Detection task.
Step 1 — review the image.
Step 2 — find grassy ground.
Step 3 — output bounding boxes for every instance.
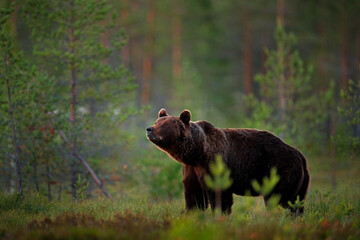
[1,156,360,240]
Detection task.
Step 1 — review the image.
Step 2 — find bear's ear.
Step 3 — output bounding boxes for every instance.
[180,109,191,125]
[158,108,168,118]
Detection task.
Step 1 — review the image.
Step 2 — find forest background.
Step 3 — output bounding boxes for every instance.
[1,0,359,205]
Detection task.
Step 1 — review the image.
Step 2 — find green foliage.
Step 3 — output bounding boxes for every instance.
[288,195,305,212]
[0,193,50,214]
[251,168,280,197]
[75,174,90,201]
[0,6,25,195]
[165,214,226,240]
[251,168,281,211]
[20,0,141,200]
[23,0,139,136]
[149,161,183,199]
[0,4,65,199]
[338,77,360,157]
[204,155,233,191]
[242,94,284,133]
[243,22,328,149]
[135,149,183,199]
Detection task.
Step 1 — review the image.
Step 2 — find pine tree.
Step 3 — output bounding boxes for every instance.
[338,75,360,158]
[24,0,138,200]
[245,22,327,147]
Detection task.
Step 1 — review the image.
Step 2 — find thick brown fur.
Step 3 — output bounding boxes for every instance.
[146,108,310,214]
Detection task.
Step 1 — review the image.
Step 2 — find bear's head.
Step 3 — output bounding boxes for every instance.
[146,108,191,151]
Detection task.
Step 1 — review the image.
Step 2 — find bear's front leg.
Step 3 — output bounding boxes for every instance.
[207,190,233,214]
[182,165,208,211]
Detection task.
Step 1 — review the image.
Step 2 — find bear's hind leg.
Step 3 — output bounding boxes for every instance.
[221,191,233,214]
[182,165,208,211]
[293,168,310,214]
[207,190,233,214]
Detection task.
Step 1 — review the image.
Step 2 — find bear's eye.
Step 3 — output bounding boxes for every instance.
[161,124,167,128]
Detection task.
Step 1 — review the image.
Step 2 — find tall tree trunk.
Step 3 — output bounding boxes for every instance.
[129,1,142,88]
[141,2,155,105]
[172,0,182,80]
[242,9,253,96]
[276,0,285,26]
[278,49,286,133]
[70,65,76,129]
[339,7,349,91]
[261,30,270,104]
[69,1,78,201]
[121,0,131,68]
[277,0,286,138]
[318,0,336,190]
[4,60,24,200]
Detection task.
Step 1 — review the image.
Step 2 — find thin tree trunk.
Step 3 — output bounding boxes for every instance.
[318,1,336,190]
[172,0,182,80]
[129,1,142,86]
[141,2,155,105]
[317,0,327,83]
[3,48,24,199]
[69,0,78,200]
[70,63,76,128]
[339,8,349,91]
[276,0,285,26]
[121,0,130,68]
[277,0,286,138]
[278,50,286,130]
[242,9,253,95]
[262,30,270,104]
[7,86,23,199]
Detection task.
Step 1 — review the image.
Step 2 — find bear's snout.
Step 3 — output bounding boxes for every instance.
[146,126,163,142]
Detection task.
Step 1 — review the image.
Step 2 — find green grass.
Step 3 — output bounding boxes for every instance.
[1,156,360,240]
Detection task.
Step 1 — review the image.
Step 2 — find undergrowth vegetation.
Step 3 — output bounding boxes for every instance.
[1,185,359,240]
[1,156,360,239]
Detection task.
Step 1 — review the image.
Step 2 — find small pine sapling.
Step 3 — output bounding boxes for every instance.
[75,174,89,202]
[251,168,281,211]
[288,195,305,216]
[205,155,233,213]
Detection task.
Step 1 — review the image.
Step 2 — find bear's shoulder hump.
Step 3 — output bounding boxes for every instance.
[194,120,215,133]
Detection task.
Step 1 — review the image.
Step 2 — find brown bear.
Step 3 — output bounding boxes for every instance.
[146,108,310,214]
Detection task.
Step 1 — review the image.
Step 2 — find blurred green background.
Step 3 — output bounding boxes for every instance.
[0,0,359,202]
